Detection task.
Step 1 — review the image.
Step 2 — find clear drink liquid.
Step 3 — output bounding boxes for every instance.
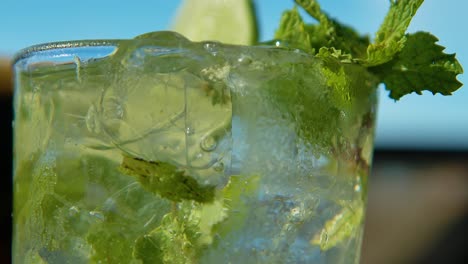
[13,32,377,264]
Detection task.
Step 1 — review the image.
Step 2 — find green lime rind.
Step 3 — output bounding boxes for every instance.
[171,0,258,45]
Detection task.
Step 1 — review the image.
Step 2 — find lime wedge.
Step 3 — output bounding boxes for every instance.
[171,0,258,45]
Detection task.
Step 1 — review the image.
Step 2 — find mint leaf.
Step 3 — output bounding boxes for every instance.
[275,0,463,101]
[327,23,370,59]
[82,154,172,263]
[133,175,260,263]
[119,155,216,203]
[294,0,332,28]
[88,226,138,263]
[311,200,364,251]
[133,234,164,263]
[274,6,312,52]
[365,0,424,66]
[370,32,463,100]
[134,210,199,264]
[191,199,227,245]
[264,54,377,150]
[274,0,370,59]
[295,0,369,58]
[316,47,353,63]
[213,175,260,236]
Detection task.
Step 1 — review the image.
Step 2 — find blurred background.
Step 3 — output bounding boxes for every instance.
[1,0,467,263]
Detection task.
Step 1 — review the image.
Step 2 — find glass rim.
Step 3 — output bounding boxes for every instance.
[12,34,311,66]
[12,39,121,65]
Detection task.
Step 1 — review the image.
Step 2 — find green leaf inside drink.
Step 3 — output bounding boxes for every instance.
[274,0,463,99]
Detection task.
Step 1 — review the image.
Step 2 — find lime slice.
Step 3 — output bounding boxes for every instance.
[171,0,258,45]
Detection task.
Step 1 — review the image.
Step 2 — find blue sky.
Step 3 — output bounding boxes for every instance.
[1,0,467,149]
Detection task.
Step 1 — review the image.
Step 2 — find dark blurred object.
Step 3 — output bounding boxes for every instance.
[0,58,12,264]
[0,58,12,96]
[418,213,468,264]
[362,151,468,264]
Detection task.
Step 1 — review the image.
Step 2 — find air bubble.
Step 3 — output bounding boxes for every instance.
[213,162,224,172]
[237,55,252,66]
[68,206,80,217]
[74,55,82,83]
[89,211,105,221]
[203,42,220,56]
[134,31,190,44]
[102,97,126,120]
[354,176,362,192]
[186,126,195,135]
[200,136,217,152]
[354,184,361,192]
[85,105,101,134]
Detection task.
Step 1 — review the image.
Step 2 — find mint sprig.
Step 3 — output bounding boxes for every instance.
[275,0,369,59]
[131,175,261,263]
[276,0,463,100]
[365,0,424,66]
[274,6,312,52]
[119,155,216,203]
[370,32,464,99]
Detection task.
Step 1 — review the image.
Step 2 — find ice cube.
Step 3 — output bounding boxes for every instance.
[92,32,233,184]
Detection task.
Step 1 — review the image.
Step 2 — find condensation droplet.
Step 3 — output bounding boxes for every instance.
[86,105,101,134]
[68,206,80,217]
[103,198,117,212]
[213,162,224,172]
[354,184,361,192]
[186,126,195,135]
[340,110,347,118]
[74,55,82,83]
[200,136,217,152]
[320,230,329,247]
[354,176,362,192]
[32,85,40,94]
[291,207,300,215]
[89,211,105,221]
[103,97,126,120]
[115,104,125,119]
[203,42,220,56]
[237,55,252,65]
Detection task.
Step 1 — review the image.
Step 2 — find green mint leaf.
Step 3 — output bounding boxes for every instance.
[369,32,463,100]
[133,175,260,263]
[311,200,364,251]
[365,0,424,66]
[294,0,332,27]
[191,199,227,246]
[119,155,216,203]
[295,0,370,58]
[265,54,377,150]
[134,211,199,264]
[81,154,171,263]
[274,0,463,100]
[277,0,369,58]
[213,175,260,236]
[316,47,353,63]
[133,234,164,263]
[326,23,370,59]
[88,226,138,263]
[274,6,312,52]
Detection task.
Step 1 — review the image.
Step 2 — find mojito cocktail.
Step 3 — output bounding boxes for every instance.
[13,31,378,263]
